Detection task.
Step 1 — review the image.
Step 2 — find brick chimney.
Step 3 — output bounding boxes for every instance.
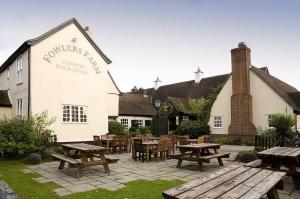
[228,42,256,139]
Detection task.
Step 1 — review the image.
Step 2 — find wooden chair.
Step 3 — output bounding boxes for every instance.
[177,136,188,146]
[120,136,130,153]
[111,136,121,153]
[197,136,205,144]
[93,135,101,146]
[133,139,145,162]
[151,138,168,161]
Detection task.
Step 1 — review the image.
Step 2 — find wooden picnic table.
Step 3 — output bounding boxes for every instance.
[162,164,286,199]
[142,140,159,162]
[52,143,118,177]
[257,147,300,189]
[175,143,230,171]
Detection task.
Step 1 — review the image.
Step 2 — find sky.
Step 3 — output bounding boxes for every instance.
[0,0,300,92]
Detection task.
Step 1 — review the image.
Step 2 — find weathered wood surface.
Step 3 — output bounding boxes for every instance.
[177,143,220,150]
[61,143,109,152]
[199,152,230,160]
[257,147,300,189]
[244,159,262,168]
[51,153,81,165]
[258,147,300,158]
[162,165,286,199]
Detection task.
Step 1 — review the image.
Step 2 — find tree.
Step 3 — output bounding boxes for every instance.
[269,113,296,146]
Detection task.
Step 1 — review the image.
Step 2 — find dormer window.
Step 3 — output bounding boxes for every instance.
[16,57,23,84]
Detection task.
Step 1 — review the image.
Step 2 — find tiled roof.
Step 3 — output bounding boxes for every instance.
[251,66,300,113]
[119,93,156,116]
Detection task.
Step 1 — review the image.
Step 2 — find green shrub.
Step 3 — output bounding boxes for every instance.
[26,153,42,165]
[236,151,257,163]
[0,111,56,159]
[174,121,210,138]
[139,126,151,135]
[108,121,124,135]
[151,115,158,134]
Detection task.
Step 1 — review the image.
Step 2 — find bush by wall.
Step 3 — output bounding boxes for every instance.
[0,111,56,159]
[108,121,124,135]
[236,151,257,163]
[174,121,210,138]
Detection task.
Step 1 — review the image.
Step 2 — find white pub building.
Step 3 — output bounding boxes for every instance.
[0,18,120,142]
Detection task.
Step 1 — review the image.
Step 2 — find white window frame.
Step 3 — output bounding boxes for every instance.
[7,69,10,80]
[137,120,143,127]
[62,104,88,123]
[121,119,129,130]
[213,116,222,128]
[16,98,23,117]
[267,114,276,128]
[16,57,23,84]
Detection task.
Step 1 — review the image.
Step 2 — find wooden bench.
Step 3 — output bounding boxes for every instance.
[51,153,82,169]
[199,153,230,166]
[105,156,119,164]
[244,159,262,168]
[162,165,286,199]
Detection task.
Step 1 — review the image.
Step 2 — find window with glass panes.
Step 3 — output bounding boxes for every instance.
[62,105,87,123]
[16,99,23,116]
[121,119,128,130]
[16,57,23,83]
[213,116,222,128]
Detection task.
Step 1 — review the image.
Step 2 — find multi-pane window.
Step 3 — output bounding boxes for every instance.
[16,57,23,83]
[71,106,79,122]
[213,116,222,128]
[131,120,143,127]
[16,99,23,116]
[145,120,152,127]
[121,119,128,130]
[80,107,87,122]
[182,116,189,121]
[62,106,70,122]
[267,114,275,128]
[62,105,87,123]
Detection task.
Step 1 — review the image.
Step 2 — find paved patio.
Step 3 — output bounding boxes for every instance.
[22,145,300,198]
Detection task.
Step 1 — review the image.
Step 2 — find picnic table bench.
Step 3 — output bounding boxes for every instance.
[254,147,300,189]
[51,143,119,177]
[162,165,286,199]
[170,143,230,171]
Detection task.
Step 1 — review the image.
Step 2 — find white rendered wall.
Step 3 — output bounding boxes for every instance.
[0,51,29,117]
[30,23,119,142]
[250,70,294,130]
[209,76,232,134]
[0,107,12,120]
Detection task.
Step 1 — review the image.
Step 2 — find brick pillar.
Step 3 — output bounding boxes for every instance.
[228,42,256,140]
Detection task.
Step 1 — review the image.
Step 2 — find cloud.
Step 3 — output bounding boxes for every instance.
[0,47,16,66]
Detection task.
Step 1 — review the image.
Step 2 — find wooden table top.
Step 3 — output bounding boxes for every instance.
[257,147,300,158]
[162,165,286,199]
[61,143,108,152]
[178,143,220,149]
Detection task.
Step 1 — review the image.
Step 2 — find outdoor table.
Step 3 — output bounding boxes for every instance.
[142,140,159,162]
[162,165,286,199]
[60,143,110,177]
[176,143,229,171]
[257,147,300,189]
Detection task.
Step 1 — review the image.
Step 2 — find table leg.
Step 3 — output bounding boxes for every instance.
[177,149,185,168]
[99,152,110,173]
[196,149,203,171]
[58,161,65,169]
[266,187,280,199]
[147,145,150,162]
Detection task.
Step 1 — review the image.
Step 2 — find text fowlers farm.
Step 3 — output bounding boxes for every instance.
[42,44,100,74]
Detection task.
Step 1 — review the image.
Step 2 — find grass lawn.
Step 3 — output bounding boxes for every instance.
[0,161,182,199]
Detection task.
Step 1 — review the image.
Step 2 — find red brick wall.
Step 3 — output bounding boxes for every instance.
[228,43,257,139]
